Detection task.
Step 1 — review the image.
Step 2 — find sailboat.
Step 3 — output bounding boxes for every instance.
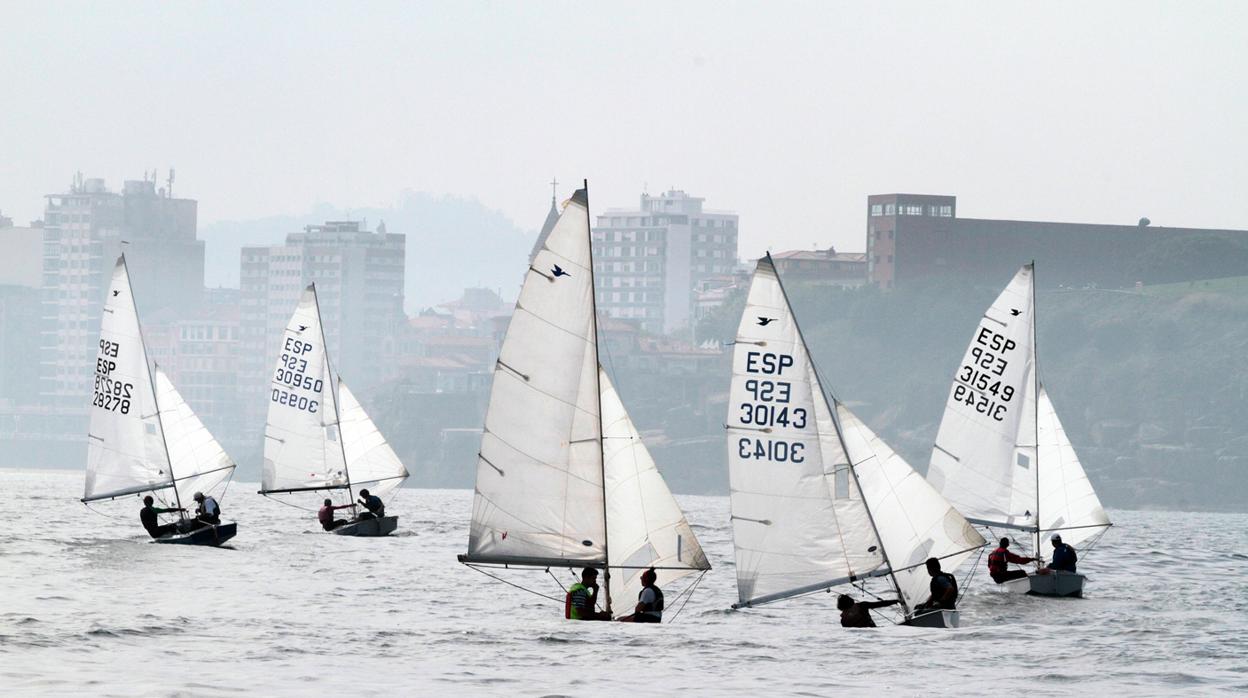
[927,263,1111,597]
[257,284,410,536]
[82,256,238,546]
[727,256,985,627]
[458,183,710,620]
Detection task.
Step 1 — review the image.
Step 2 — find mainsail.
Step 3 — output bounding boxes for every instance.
[461,183,709,619]
[84,256,235,507]
[727,256,984,611]
[260,285,407,500]
[927,264,1109,550]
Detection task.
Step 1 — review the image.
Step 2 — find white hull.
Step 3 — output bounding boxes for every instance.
[904,609,959,628]
[332,516,397,537]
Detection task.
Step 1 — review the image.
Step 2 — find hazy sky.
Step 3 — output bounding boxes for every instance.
[3,1,1245,258]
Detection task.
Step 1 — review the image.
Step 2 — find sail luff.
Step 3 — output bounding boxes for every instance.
[1031,262,1041,557]
[583,180,612,616]
[310,284,354,505]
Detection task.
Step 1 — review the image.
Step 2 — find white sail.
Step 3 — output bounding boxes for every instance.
[154,366,236,504]
[927,264,1039,530]
[1036,385,1110,547]
[601,367,710,617]
[338,379,409,500]
[465,189,606,566]
[84,257,172,502]
[836,403,985,609]
[727,258,884,607]
[261,285,348,493]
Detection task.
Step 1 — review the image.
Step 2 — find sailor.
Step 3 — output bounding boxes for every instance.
[1047,534,1078,573]
[837,594,901,628]
[318,498,353,531]
[357,489,384,520]
[618,567,664,623]
[987,537,1036,584]
[192,492,221,527]
[915,557,959,611]
[566,568,611,621]
[139,495,183,539]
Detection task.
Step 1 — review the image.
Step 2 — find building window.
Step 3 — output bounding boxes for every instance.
[885,203,895,215]
[870,204,883,216]
[939,205,953,217]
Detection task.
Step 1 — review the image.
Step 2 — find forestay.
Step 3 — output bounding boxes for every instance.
[154,367,236,504]
[836,403,984,609]
[261,285,348,494]
[727,257,884,607]
[927,264,1038,530]
[1036,386,1110,547]
[338,379,409,500]
[84,256,173,503]
[601,367,710,613]
[465,189,607,566]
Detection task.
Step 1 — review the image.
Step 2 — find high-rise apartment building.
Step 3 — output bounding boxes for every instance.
[592,190,738,334]
[239,221,405,444]
[39,174,202,406]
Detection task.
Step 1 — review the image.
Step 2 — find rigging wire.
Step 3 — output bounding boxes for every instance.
[666,570,708,625]
[258,492,319,513]
[463,564,564,604]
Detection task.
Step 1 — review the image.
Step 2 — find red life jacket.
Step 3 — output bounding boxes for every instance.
[987,547,1010,576]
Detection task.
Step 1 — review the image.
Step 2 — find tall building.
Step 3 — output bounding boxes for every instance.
[39,174,202,406]
[239,221,405,444]
[866,193,1248,289]
[592,189,738,334]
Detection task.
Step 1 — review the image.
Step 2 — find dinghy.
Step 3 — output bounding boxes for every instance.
[458,183,710,620]
[82,256,237,546]
[257,285,409,536]
[927,264,1112,597]
[727,256,985,627]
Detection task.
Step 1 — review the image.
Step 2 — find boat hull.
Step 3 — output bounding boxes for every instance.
[904,609,959,628]
[154,522,237,547]
[331,516,398,537]
[1026,571,1085,597]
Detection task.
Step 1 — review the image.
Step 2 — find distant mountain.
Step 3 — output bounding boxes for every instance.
[198,191,533,310]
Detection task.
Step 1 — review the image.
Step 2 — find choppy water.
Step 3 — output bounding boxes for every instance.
[1,469,1246,696]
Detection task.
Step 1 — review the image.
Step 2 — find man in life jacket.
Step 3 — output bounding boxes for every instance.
[1047,534,1078,573]
[987,537,1036,584]
[837,594,901,628]
[318,498,353,531]
[191,492,221,529]
[357,489,384,520]
[565,568,611,621]
[618,567,664,623]
[915,557,959,611]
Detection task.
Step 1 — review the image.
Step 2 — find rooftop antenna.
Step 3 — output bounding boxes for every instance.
[167,168,175,198]
[549,176,559,202]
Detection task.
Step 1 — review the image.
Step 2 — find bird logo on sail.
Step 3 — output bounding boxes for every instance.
[112,290,119,297]
[297,325,307,332]
[552,265,571,278]
[1011,309,1021,316]
[757,317,777,326]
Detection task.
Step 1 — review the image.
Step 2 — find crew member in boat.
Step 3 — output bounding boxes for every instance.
[1042,534,1078,574]
[618,567,664,623]
[356,489,384,520]
[915,557,959,612]
[139,495,184,539]
[319,498,353,531]
[987,537,1037,584]
[837,594,900,628]
[192,492,221,528]
[566,568,611,621]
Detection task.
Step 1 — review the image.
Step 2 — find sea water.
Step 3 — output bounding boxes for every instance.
[1,469,1245,696]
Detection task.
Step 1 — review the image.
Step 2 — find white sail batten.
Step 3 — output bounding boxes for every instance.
[1036,385,1110,547]
[338,379,409,500]
[727,258,884,607]
[154,367,236,504]
[836,403,985,609]
[928,265,1038,530]
[261,286,348,493]
[466,190,608,565]
[84,257,173,503]
[601,367,710,616]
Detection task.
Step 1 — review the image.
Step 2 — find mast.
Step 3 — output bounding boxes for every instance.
[312,283,356,508]
[124,254,185,521]
[1030,261,1042,562]
[766,253,908,614]
[583,179,612,616]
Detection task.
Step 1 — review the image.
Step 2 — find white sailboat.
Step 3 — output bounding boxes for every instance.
[258,284,409,536]
[82,255,237,546]
[727,256,985,627]
[458,183,710,620]
[927,263,1112,597]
